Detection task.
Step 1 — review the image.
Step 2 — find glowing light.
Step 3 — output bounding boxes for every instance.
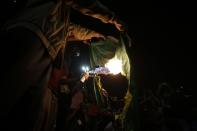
[86,66,89,71]
[105,58,122,75]
[81,65,89,72]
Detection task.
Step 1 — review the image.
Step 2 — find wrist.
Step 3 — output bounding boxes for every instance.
[80,77,86,83]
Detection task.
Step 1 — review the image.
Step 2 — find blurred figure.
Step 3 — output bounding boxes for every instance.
[56,72,90,131]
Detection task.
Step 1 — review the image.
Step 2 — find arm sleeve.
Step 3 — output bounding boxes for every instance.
[67,23,104,41]
[66,0,115,24]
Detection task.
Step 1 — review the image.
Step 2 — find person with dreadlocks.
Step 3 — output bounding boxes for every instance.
[0,0,124,131]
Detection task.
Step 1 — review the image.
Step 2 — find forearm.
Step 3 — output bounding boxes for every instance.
[67,23,104,41]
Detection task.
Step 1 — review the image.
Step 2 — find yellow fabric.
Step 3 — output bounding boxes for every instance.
[90,33,132,121]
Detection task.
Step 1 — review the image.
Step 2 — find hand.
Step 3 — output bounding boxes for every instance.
[82,34,106,44]
[93,33,106,40]
[101,88,108,97]
[80,72,89,83]
[114,19,127,32]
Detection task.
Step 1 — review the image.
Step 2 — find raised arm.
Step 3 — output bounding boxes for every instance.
[67,23,105,42]
[66,0,124,31]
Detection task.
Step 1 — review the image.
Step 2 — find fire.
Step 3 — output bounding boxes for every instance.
[105,58,122,75]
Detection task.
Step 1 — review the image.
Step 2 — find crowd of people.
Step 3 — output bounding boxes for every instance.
[139,82,197,131]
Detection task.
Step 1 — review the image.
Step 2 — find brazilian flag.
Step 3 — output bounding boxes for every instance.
[89,32,139,131]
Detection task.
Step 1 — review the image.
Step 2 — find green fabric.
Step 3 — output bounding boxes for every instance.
[90,38,118,67]
[89,33,134,130]
[90,35,131,82]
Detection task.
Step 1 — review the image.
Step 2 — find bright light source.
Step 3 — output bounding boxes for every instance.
[105,58,122,75]
[86,66,89,71]
[82,66,85,71]
[81,65,89,72]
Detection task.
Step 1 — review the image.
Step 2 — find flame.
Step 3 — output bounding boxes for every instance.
[105,58,122,75]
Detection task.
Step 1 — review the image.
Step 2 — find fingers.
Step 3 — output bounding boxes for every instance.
[95,33,106,40]
[83,72,89,80]
[114,19,127,32]
[82,40,91,44]
[115,21,123,31]
[80,72,89,83]
[101,88,108,97]
[82,34,106,44]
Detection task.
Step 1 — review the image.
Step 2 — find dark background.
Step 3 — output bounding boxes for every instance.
[1,0,196,130]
